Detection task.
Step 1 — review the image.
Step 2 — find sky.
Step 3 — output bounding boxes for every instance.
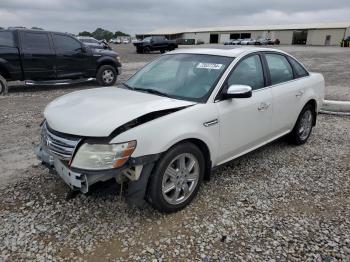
[0,0,350,35]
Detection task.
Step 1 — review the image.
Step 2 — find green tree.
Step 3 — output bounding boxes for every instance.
[78,31,92,37]
[113,31,130,38]
[31,26,44,30]
[92,28,113,41]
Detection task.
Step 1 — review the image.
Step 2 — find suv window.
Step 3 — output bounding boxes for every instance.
[0,31,15,47]
[265,53,293,85]
[22,32,51,50]
[288,57,309,78]
[53,34,81,51]
[227,54,264,90]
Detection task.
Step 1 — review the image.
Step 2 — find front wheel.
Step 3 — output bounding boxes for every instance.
[288,104,315,145]
[96,65,117,86]
[0,75,8,95]
[147,143,205,213]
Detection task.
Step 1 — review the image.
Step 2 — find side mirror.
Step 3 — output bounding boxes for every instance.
[223,85,252,99]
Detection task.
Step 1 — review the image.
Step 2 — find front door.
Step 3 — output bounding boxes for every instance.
[52,33,91,79]
[215,54,273,164]
[19,31,56,80]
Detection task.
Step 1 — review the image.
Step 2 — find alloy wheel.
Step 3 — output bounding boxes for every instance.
[162,153,200,205]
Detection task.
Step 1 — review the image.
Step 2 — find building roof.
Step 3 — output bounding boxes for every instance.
[169,47,286,58]
[142,22,350,35]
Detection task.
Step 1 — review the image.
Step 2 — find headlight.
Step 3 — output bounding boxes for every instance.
[70,141,136,170]
[116,56,121,63]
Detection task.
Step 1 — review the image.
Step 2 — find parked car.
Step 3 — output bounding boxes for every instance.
[224,39,242,45]
[133,36,178,53]
[123,39,129,44]
[109,38,118,44]
[36,47,324,212]
[269,38,280,45]
[76,36,111,50]
[240,38,257,45]
[255,38,270,45]
[0,29,121,94]
[224,39,235,45]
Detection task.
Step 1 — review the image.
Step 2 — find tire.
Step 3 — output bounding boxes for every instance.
[160,49,165,54]
[0,75,8,95]
[147,142,205,213]
[288,104,315,145]
[143,46,150,53]
[96,65,117,86]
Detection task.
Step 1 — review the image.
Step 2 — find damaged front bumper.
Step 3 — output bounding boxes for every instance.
[35,144,138,193]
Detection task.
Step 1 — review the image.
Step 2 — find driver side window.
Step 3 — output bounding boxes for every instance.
[227,54,264,90]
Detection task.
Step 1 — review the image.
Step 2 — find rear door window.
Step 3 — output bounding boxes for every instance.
[53,34,82,51]
[288,57,309,78]
[22,32,51,51]
[0,31,15,47]
[265,53,293,85]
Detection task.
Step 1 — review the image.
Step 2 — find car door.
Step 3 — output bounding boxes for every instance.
[215,53,273,164]
[52,33,91,79]
[263,52,307,136]
[19,31,56,80]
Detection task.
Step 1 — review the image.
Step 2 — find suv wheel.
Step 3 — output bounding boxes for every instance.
[147,142,205,213]
[0,75,8,95]
[289,104,315,145]
[96,65,117,86]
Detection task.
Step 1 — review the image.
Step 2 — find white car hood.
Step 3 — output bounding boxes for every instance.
[44,87,195,137]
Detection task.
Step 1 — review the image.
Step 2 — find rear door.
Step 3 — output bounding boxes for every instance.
[52,33,91,79]
[263,52,307,136]
[19,31,56,80]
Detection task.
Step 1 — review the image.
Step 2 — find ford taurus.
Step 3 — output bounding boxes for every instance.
[36,48,325,213]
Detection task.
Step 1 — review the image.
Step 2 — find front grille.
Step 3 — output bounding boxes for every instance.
[41,123,81,160]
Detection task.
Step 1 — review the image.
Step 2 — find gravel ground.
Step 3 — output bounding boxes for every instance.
[1,44,350,261]
[0,114,349,261]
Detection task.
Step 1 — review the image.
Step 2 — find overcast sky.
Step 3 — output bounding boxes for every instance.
[0,0,350,35]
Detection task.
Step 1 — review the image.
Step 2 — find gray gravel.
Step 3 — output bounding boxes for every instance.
[0,114,349,261]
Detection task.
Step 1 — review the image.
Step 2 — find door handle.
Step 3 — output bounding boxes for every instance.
[295,90,304,97]
[258,102,271,111]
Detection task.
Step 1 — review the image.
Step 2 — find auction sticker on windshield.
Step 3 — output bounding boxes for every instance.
[196,63,223,70]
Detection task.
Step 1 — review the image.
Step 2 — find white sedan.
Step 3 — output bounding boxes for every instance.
[36,48,324,213]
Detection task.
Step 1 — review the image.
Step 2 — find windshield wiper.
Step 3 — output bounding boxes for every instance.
[132,87,170,98]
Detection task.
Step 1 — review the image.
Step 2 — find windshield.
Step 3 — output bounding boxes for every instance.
[143,37,152,42]
[125,54,233,102]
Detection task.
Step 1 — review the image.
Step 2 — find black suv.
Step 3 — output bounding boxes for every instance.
[0,29,122,94]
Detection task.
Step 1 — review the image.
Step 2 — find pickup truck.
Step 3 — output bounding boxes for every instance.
[133,36,178,54]
[0,29,122,95]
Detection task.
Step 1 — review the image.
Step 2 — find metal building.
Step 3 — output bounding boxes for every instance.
[138,22,350,46]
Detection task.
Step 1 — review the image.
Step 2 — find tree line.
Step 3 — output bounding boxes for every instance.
[78,28,130,40]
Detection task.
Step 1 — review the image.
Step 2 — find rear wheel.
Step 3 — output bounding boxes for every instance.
[147,142,205,213]
[96,65,117,86]
[288,104,315,145]
[0,75,8,95]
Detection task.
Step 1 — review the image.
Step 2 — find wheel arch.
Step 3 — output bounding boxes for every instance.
[96,58,120,74]
[304,99,317,126]
[164,138,212,181]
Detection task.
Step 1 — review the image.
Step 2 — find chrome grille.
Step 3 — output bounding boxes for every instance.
[41,123,81,160]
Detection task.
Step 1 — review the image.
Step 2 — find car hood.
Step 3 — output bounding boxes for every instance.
[91,48,117,55]
[44,87,195,137]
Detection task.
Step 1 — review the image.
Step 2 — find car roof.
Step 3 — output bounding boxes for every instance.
[169,47,286,58]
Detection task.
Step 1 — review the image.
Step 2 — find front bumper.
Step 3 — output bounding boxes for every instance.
[35,145,124,193]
